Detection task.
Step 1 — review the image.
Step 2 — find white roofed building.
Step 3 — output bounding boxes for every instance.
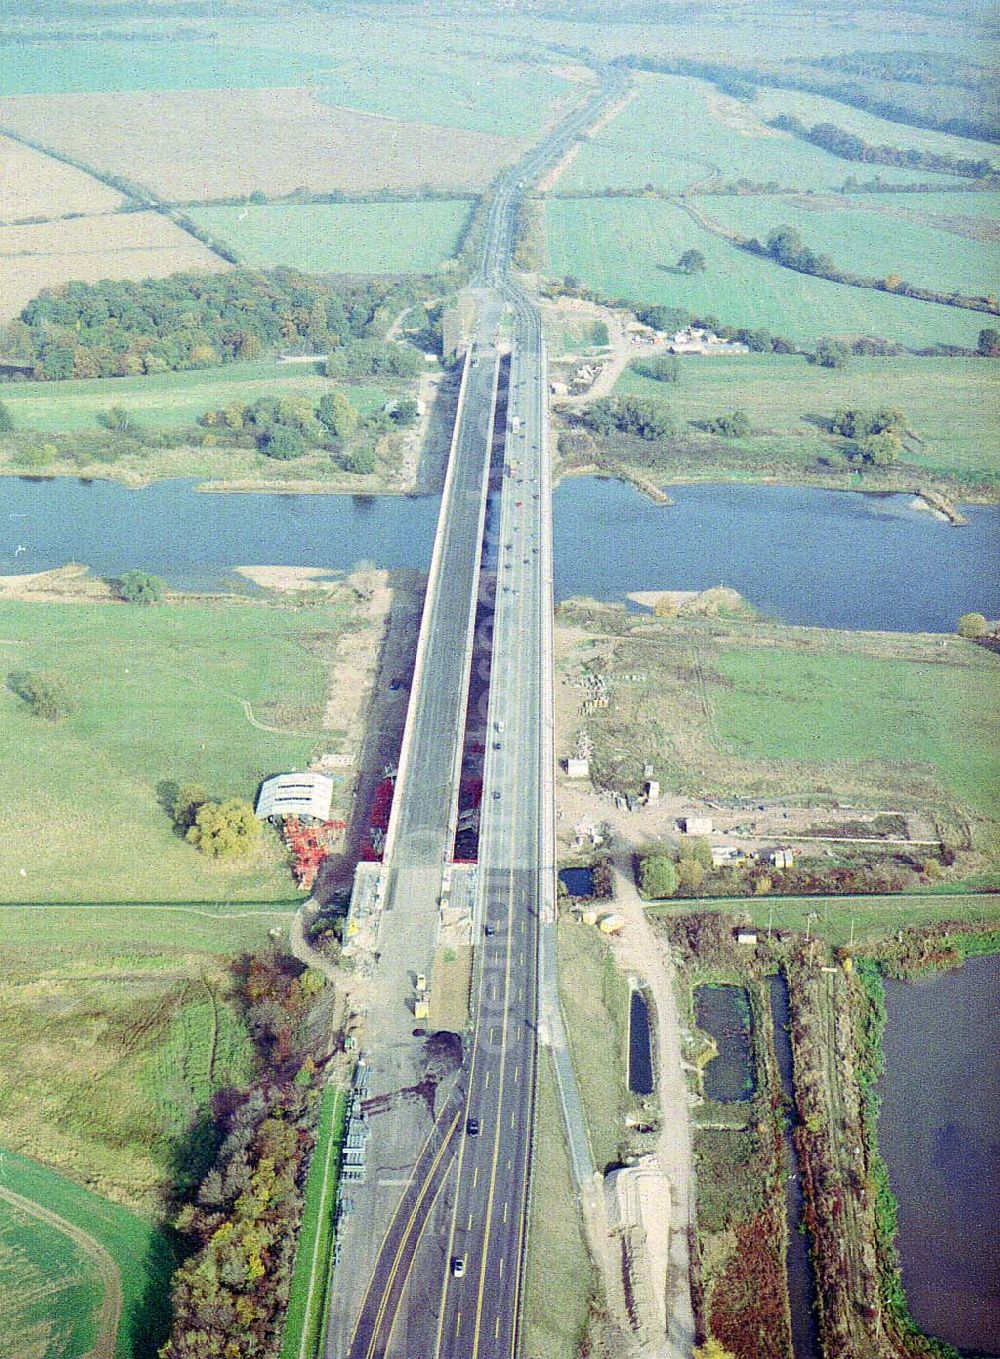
[255,772,334,823]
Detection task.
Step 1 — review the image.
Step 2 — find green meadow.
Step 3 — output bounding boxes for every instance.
[545,197,987,347]
[704,194,999,299]
[189,200,471,275]
[0,27,570,137]
[616,353,1000,485]
[0,362,386,433]
[0,598,355,902]
[561,74,960,194]
[712,645,1000,821]
[0,1191,102,1359]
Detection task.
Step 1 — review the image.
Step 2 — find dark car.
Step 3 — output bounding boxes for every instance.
[484,923,495,937]
[493,790,501,801]
[466,1117,480,1136]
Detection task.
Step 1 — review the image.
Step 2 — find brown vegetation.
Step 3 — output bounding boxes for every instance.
[0,89,521,201]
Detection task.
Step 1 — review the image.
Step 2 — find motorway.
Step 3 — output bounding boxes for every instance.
[333,63,628,1359]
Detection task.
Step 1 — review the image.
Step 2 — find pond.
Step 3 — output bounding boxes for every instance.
[694,983,756,1103]
[877,952,1000,1356]
[3,474,999,632]
[558,866,595,898]
[628,988,654,1097]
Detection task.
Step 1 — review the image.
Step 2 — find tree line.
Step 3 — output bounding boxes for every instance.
[768,114,996,181]
[620,53,1000,144]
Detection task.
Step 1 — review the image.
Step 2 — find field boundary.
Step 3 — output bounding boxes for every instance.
[280,1084,348,1359]
[0,1181,121,1359]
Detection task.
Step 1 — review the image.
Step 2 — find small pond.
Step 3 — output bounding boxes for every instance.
[877,952,1000,1355]
[695,983,756,1103]
[558,866,596,898]
[628,988,654,1097]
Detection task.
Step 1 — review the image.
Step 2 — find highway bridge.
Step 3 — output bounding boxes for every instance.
[328,64,629,1359]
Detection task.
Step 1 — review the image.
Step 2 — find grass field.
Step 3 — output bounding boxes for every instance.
[0,31,572,137]
[647,893,1000,948]
[521,1053,595,1359]
[0,1149,179,1358]
[704,194,1000,299]
[0,361,386,433]
[753,85,1000,167]
[188,201,471,274]
[616,353,1000,484]
[0,89,520,201]
[562,617,1000,852]
[0,209,226,322]
[557,916,630,1172]
[0,1188,103,1359]
[280,1085,347,1359]
[0,598,356,902]
[561,74,960,194]
[545,197,988,347]
[713,646,1000,820]
[0,904,287,1211]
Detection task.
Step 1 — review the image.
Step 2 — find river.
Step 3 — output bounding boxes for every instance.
[877,953,1000,1355]
[2,475,998,631]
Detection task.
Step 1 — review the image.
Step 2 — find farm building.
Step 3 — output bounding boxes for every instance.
[255,771,334,823]
[768,848,795,869]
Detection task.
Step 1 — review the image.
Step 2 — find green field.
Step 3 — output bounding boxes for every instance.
[616,353,1000,484]
[0,1189,102,1359]
[648,894,1000,948]
[0,598,356,901]
[753,85,1000,167]
[0,26,571,136]
[713,646,1000,821]
[189,201,471,274]
[704,194,999,299]
[561,74,961,194]
[0,1149,179,1358]
[855,191,1000,225]
[557,917,630,1172]
[545,197,987,346]
[280,1085,347,1359]
[0,361,386,433]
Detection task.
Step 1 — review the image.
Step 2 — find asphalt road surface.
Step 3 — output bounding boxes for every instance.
[334,63,628,1359]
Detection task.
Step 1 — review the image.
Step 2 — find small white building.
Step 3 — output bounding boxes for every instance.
[256,771,334,823]
[735,929,758,946]
[682,815,713,836]
[566,756,590,779]
[769,848,795,869]
[645,780,660,804]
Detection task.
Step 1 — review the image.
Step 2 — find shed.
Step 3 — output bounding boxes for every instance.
[711,845,741,867]
[735,929,758,946]
[255,771,334,823]
[566,756,590,779]
[682,815,713,835]
[769,848,795,869]
[645,780,661,804]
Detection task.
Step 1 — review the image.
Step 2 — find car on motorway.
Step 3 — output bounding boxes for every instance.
[466,1117,480,1135]
[493,790,501,800]
[484,922,495,936]
[452,1256,466,1278]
